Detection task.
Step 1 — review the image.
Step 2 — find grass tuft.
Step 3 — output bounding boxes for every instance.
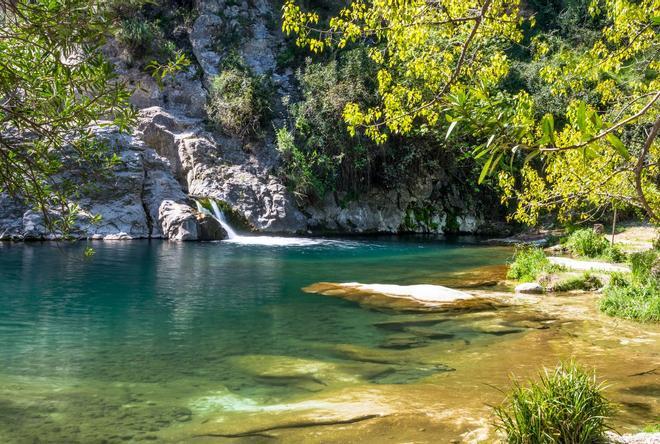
[507,246,559,282]
[494,362,613,444]
[600,250,659,322]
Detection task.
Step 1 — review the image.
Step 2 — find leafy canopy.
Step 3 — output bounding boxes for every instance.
[283,0,660,224]
[0,0,136,233]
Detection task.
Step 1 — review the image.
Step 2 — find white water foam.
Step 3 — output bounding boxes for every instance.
[198,199,352,247]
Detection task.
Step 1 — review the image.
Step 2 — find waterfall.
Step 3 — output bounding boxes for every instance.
[196,198,332,247]
[208,201,239,239]
[195,199,238,239]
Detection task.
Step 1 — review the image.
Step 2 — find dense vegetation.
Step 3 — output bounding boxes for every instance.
[283,0,659,224]
[507,246,558,282]
[495,362,613,443]
[600,250,660,322]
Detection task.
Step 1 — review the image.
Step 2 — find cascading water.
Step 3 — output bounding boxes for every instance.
[208,200,238,239]
[196,198,345,247]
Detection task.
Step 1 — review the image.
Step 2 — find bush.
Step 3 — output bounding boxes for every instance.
[630,250,659,283]
[564,229,610,258]
[602,243,627,263]
[600,280,660,322]
[507,246,554,282]
[553,273,602,292]
[600,250,659,322]
[494,362,613,444]
[206,64,272,139]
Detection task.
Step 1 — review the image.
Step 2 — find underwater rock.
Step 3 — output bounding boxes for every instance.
[227,355,388,388]
[303,282,502,312]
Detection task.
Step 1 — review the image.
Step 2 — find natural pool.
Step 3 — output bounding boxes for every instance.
[0,238,658,443]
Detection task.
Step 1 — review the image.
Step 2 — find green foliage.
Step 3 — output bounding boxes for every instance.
[0,0,136,235]
[206,63,272,139]
[494,362,613,444]
[111,1,193,81]
[284,0,660,224]
[600,250,659,322]
[630,250,660,283]
[276,127,331,202]
[553,273,602,292]
[600,280,660,322]
[564,229,610,258]
[507,247,554,282]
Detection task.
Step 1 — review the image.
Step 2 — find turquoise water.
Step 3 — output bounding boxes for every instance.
[0,238,509,381]
[0,237,514,442]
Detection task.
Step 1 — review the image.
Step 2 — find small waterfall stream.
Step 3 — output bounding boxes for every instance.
[208,200,238,239]
[196,199,330,246]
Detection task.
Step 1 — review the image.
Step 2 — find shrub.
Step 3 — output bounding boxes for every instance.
[600,250,659,322]
[553,273,602,292]
[494,362,613,444]
[602,243,627,263]
[564,229,610,258]
[507,246,554,282]
[630,250,659,283]
[206,65,272,139]
[600,280,660,322]
[116,18,163,57]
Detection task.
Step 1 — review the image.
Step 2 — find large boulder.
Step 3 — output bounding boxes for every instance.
[158,200,199,241]
[138,106,307,233]
[196,213,228,240]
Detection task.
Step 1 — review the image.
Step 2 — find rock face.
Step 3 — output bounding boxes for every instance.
[0,127,226,241]
[1,0,500,240]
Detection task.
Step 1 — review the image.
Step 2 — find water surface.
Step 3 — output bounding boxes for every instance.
[0,238,657,443]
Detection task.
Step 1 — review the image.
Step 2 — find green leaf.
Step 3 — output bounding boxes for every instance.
[445,121,458,140]
[606,133,629,159]
[576,102,587,132]
[479,153,495,184]
[541,114,555,145]
[524,149,540,164]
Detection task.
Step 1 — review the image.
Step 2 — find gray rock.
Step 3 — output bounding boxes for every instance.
[138,107,306,233]
[607,432,660,444]
[158,200,198,241]
[196,213,227,240]
[515,282,545,294]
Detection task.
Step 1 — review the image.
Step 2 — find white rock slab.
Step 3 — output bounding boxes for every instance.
[329,283,473,303]
[548,257,630,273]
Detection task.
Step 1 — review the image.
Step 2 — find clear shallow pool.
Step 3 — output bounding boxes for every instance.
[0,238,657,443]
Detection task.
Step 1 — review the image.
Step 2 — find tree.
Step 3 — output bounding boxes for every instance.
[282,0,659,224]
[0,0,136,234]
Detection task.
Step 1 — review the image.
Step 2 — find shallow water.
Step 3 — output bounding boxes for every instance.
[0,238,657,443]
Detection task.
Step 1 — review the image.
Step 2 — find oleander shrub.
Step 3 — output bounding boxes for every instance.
[494,362,613,444]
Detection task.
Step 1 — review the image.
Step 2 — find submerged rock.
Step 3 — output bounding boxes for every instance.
[303,282,502,312]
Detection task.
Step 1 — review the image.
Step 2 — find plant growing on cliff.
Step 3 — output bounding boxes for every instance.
[494,362,613,443]
[0,0,136,234]
[282,0,660,224]
[206,63,272,139]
